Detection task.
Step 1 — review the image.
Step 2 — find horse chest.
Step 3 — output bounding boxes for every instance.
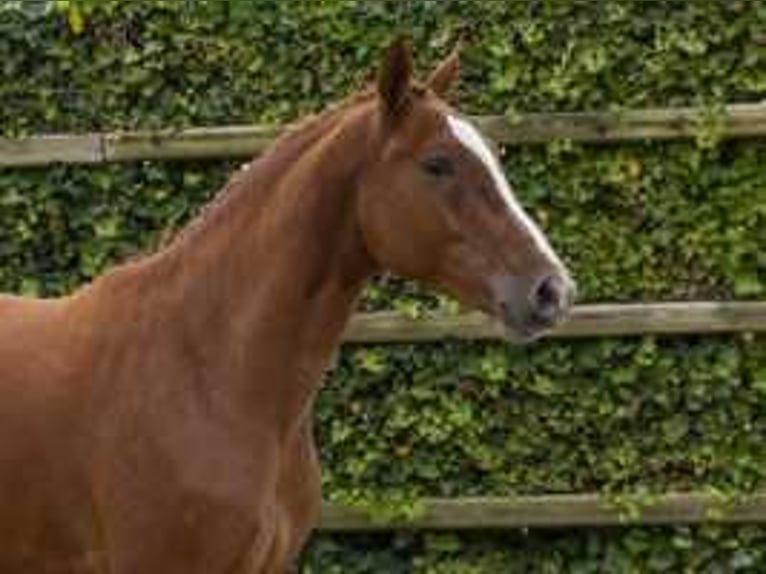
[272,421,323,567]
[228,422,321,573]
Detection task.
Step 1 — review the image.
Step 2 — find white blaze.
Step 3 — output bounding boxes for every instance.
[446,114,562,267]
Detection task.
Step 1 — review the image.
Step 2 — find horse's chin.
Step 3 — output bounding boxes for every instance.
[493,306,552,345]
[500,322,547,345]
[475,298,554,345]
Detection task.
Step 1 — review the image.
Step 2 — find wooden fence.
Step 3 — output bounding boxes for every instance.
[319,492,766,531]
[344,301,766,343]
[2,103,766,167]
[331,300,766,529]
[3,102,766,530]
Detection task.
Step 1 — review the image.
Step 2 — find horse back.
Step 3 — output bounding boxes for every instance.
[0,293,84,392]
[0,293,103,570]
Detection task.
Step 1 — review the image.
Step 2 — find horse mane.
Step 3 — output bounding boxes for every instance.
[159,87,378,253]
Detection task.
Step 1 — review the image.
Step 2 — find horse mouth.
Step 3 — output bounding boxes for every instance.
[497,302,561,345]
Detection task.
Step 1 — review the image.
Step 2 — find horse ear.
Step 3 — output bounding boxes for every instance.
[426,46,460,98]
[377,37,413,122]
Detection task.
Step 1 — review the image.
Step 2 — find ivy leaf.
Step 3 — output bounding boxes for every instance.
[67,2,85,36]
[733,273,763,297]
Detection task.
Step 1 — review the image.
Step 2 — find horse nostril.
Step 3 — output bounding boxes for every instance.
[530,275,568,324]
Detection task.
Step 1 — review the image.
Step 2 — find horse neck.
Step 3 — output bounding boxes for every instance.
[97,103,378,437]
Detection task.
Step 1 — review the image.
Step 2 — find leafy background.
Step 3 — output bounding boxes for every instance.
[1,0,765,571]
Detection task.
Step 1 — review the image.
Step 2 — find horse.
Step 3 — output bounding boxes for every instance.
[0,39,574,573]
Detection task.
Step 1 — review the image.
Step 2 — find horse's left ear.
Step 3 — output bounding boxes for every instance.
[378,37,413,122]
[426,47,460,98]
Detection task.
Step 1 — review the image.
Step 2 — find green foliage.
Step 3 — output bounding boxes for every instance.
[320,336,766,505]
[1,0,765,570]
[302,527,766,572]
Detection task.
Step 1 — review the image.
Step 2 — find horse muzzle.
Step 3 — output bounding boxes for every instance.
[493,271,576,343]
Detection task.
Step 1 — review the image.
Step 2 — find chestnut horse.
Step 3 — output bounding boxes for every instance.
[0,40,574,573]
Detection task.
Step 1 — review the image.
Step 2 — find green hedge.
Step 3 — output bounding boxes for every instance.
[301,527,766,573]
[1,1,765,571]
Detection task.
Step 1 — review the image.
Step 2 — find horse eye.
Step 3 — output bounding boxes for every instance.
[420,155,454,178]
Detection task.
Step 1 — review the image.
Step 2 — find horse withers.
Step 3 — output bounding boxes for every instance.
[0,40,574,573]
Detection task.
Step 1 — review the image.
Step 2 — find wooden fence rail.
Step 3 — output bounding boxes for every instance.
[343,301,766,343]
[2,103,765,167]
[319,492,766,531]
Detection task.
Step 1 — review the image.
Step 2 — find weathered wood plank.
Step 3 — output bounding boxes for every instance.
[475,102,766,144]
[2,103,765,167]
[0,134,102,167]
[104,125,280,162]
[342,301,766,343]
[319,492,766,531]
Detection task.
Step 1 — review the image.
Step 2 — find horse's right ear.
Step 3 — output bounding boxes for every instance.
[377,37,413,123]
[426,46,460,98]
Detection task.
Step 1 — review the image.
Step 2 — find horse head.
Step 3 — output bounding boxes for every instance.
[358,39,576,342]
